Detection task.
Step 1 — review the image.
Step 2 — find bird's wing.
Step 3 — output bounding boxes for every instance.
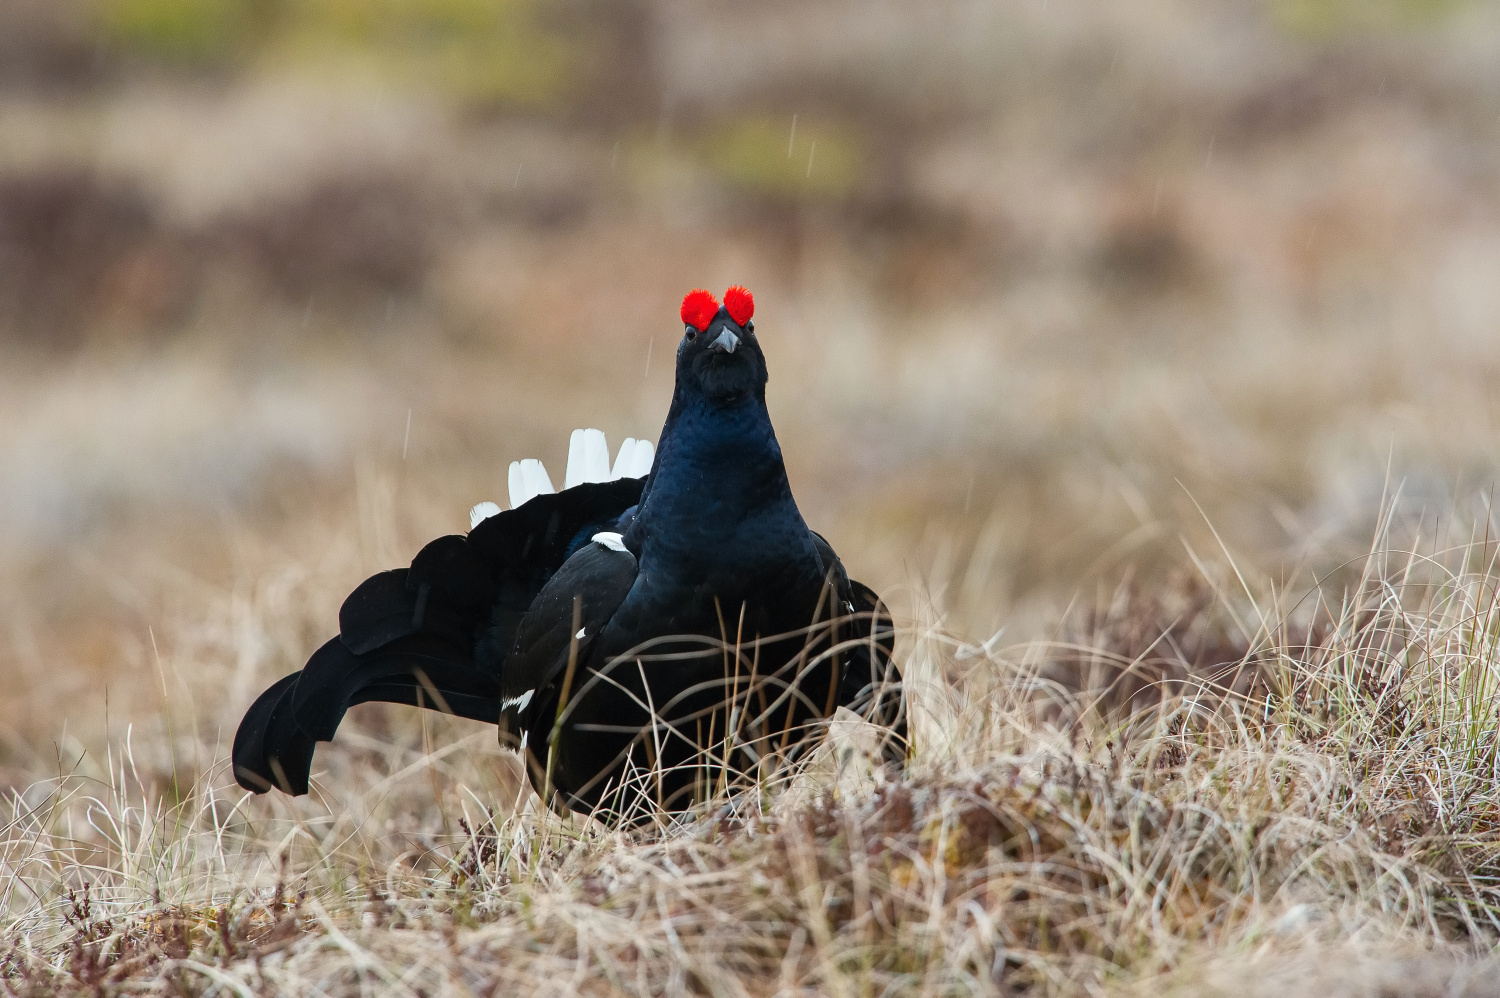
[808,530,853,607]
[466,476,644,672]
[497,535,639,743]
[841,578,902,726]
[231,476,645,796]
[807,532,903,734]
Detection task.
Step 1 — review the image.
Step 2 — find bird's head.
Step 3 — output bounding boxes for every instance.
[676,286,767,404]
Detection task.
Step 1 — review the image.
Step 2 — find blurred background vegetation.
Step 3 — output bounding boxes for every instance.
[2,0,1500,783]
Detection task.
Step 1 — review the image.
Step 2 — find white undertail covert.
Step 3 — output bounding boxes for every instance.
[469,430,655,529]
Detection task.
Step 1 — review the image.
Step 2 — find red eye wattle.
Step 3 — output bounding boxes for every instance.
[680,289,720,332]
[724,286,754,327]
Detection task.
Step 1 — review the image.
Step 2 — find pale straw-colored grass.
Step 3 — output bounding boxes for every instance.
[3,502,1500,997]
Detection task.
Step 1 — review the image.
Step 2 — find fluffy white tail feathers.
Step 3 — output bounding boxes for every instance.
[564,428,612,489]
[469,430,656,529]
[469,501,502,529]
[611,437,655,480]
[507,458,556,510]
[560,429,653,490]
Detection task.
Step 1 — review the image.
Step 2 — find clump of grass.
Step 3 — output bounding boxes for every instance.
[1270,0,1474,39]
[95,0,577,104]
[3,511,1499,996]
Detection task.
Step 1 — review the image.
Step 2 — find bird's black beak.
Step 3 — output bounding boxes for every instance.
[709,327,740,353]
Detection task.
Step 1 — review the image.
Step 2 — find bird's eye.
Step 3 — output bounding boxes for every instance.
[745,320,754,334]
[684,325,697,340]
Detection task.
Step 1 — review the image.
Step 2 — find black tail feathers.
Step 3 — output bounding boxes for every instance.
[232,477,649,796]
[232,673,317,795]
[232,634,502,795]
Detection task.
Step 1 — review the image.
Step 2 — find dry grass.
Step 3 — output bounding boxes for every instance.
[5,1,1500,993]
[3,502,1499,996]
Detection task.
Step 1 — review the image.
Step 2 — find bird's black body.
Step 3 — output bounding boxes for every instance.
[233,290,903,819]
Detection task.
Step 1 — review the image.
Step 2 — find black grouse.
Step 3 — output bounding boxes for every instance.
[232,286,903,820]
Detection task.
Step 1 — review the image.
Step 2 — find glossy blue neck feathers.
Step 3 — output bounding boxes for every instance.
[626,389,811,574]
